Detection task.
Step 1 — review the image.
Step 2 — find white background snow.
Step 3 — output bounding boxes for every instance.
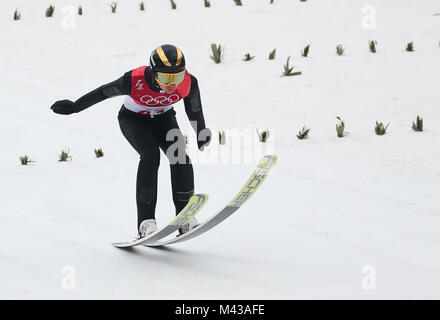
[1,0,440,299]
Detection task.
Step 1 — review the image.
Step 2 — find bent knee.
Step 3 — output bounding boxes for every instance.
[139,152,160,168]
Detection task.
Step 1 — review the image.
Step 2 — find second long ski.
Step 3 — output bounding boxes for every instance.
[143,154,277,247]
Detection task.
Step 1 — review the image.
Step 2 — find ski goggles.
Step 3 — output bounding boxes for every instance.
[155,70,186,86]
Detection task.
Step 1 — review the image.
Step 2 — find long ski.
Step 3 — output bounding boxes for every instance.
[112,193,208,248]
[144,154,277,247]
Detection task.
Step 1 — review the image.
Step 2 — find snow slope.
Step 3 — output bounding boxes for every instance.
[1,0,440,299]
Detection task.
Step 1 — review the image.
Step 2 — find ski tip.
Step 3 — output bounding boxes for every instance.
[191,193,209,202]
[196,193,209,199]
[267,154,278,162]
[261,154,278,167]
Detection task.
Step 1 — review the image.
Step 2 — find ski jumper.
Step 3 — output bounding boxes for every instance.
[71,66,207,229]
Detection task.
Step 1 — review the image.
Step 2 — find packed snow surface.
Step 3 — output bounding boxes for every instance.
[1,0,440,299]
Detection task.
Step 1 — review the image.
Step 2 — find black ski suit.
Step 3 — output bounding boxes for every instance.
[51,67,210,229]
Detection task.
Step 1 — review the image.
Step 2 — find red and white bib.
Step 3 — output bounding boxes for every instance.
[123,66,191,116]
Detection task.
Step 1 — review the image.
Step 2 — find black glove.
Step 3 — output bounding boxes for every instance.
[197,127,212,151]
[51,99,76,115]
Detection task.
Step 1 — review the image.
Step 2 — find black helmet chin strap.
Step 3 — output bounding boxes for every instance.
[147,67,161,90]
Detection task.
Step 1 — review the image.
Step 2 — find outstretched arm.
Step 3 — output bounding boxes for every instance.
[51,72,131,114]
[184,75,211,151]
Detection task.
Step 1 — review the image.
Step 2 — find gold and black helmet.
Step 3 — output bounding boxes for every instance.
[149,44,186,74]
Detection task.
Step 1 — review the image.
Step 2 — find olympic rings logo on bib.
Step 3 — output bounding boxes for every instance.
[139,94,180,106]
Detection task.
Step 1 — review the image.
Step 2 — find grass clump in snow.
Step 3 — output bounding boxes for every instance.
[78,6,83,15]
[234,0,243,6]
[219,130,226,145]
[257,129,270,142]
[170,0,177,9]
[406,42,415,52]
[375,121,389,135]
[302,44,311,57]
[336,44,345,56]
[19,155,35,165]
[243,53,255,61]
[297,126,310,140]
[110,2,118,13]
[46,5,55,17]
[281,57,302,76]
[58,149,72,162]
[369,40,377,53]
[268,49,276,60]
[94,148,104,158]
[412,115,423,132]
[210,44,223,64]
[336,116,345,138]
[270,0,274,4]
[139,2,145,11]
[204,0,211,7]
[14,9,21,21]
